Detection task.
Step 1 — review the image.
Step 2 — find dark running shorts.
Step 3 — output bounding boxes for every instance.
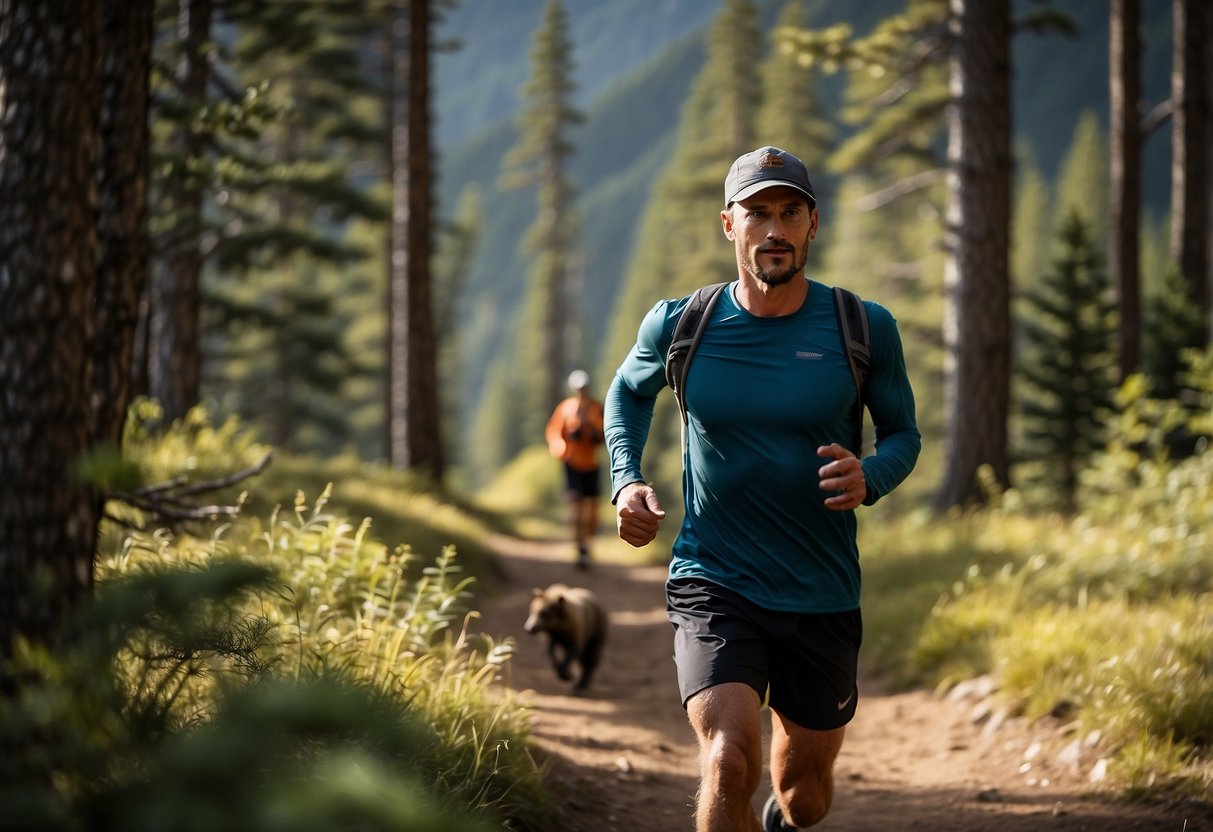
[564,465,601,498]
[666,577,862,731]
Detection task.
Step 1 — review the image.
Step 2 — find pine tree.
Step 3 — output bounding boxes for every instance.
[1017,211,1117,512]
[1143,263,1206,399]
[144,1,386,452]
[603,0,763,370]
[755,1,833,195]
[205,15,383,451]
[500,0,583,440]
[384,0,444,479]
[936,0,1014,508]
[1054,110,1110,252]
[596,0,764,504]
[148,0,213,424]
[1011,148,1053,295]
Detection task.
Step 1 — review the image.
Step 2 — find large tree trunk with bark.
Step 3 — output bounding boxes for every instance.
[386,0,443,479]
[95,0,154,446]
[0,0,103,654]
[935,0,1013,510]
[149,0,211,423]
[1110,0,1142,381]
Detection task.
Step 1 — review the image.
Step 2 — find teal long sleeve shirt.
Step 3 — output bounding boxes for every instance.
[604,279,920,613]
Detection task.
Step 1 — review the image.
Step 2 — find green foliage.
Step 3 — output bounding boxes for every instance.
[1144,263,1209,400]
[777,0,949,176]
[0,566,500,832]
[1010,146,1052,295]
[39,401,559,827]
[1082,349,1213,514]
[500,0,585,430]
[5,401,555,830]
[150,0,388,456]
[758,2,834,188]
[475,444,565,521]
[1053,110,1109,252]
[1015,211,1117,510]
[863,364,1213,799]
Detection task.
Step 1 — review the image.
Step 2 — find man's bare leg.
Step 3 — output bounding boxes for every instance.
[686,683,764,832]
[767,711,846,828]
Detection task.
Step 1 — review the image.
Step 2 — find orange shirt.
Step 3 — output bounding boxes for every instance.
[545,395,605,473]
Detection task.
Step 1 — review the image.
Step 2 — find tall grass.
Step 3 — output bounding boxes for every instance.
[3,403,554,831]
[861,351,1213,800]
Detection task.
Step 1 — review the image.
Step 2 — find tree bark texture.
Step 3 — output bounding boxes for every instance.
[95,0,154,446]
[0,0,103,653]
[1110,0,1142,381]
[387,0,443,478]
[148,0,211,424]
[1170,0,1210,335]
[936,0,1013,509]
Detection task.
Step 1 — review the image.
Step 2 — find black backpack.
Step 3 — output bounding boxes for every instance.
[664,282,872,455]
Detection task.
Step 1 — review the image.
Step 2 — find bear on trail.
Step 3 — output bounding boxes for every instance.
[523,584,608,691]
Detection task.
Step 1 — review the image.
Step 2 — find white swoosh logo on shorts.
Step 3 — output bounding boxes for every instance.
[837,692,854,711]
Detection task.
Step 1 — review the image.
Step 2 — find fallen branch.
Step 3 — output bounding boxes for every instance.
[110,451,274,531]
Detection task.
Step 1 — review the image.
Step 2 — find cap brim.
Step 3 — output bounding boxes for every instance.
[727,180,815,206]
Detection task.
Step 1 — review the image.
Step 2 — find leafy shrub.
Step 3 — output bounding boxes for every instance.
[5,404,554,831]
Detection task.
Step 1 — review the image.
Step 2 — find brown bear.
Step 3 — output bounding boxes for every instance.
[523,583,608,691]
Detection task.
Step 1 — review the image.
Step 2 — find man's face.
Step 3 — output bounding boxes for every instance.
[722,186,817,286]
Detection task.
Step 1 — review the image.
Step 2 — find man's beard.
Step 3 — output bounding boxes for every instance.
[748,236,809,286]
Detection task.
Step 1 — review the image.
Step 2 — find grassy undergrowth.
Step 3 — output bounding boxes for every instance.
[2,402,554,831]
[861,356,1213,801]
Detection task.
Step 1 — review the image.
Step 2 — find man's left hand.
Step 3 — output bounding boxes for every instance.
[818,443,866,511]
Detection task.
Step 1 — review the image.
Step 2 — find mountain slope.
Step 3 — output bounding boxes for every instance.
[434,0,1173,483]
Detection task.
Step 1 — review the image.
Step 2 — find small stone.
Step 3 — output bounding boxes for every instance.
[976,788,1001,803]
[1088,758,1109,783]
[1057,739,1083,770]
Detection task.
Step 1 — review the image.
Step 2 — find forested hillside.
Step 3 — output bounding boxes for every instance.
[435,0,1172,487]
[4,2,1211,822]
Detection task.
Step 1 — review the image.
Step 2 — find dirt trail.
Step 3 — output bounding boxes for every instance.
[473,534,1208,832]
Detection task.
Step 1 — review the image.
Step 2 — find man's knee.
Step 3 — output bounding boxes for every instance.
[703,733,762,792]
[778,783,832,828]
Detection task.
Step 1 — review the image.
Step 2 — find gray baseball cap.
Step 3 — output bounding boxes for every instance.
[724,146,816,207]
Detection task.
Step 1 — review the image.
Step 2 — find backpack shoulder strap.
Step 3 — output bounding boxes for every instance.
[833,286,871,391]
[833,286,872,455]
[665,282,728,424]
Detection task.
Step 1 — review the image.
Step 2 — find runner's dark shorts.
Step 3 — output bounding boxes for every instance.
[564,464,601,498]
[666,577,862,731]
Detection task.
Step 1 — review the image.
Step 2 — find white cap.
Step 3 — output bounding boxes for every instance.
[568,369,590,390]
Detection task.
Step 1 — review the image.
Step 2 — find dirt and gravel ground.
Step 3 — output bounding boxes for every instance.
[473,533,1210,832]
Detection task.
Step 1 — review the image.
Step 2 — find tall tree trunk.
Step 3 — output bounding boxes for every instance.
[386,0,443,478]
[935,0,1013,510]
[386,5,409,467]
[405,0,442,479]
[149,0,211,423]
[0,0,103,654]
[95,0,154,446]
[1110,0,1142,381]
[1170,0,1210,337]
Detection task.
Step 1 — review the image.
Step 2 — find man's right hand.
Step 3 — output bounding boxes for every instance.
[615,482,666,547]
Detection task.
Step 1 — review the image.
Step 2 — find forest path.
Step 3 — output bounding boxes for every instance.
[472,533,1207,832]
